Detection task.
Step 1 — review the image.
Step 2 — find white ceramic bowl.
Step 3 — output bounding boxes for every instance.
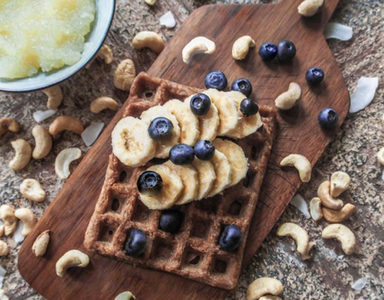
[0,0,115,93]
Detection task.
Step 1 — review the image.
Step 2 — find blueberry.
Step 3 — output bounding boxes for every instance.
[306,67,324,85]
[277,40,296,62]
[169,144,195,165]
[231,78,253,97]
[124,229,147,257]
[240,98,259,116]
[137,171,162,194]
[159,210,184,234]
[318,108,338,129]
[194,140,215,160]
[148,117,174,140]
[219,225,242,252]
[204,71,228,90]
[258,42,278,61]
[190,93,211,116]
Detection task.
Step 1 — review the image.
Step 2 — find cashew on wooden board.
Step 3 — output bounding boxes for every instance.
[55,250,90,277]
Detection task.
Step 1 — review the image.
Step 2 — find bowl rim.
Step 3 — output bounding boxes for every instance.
[0,0,116,93]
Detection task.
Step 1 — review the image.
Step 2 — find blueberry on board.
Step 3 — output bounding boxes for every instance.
[258,42,278,61]
[194,140,215,160]
[190,93,211,116]
[318,108,338,129]
[124,229,147,257]
[306,67,324,85]
[169,144,195,165]
[148,117,174,140]
[204,71,228,90]
[277,40,296,62]
[219,225,242,252]
[159,210,184,234]
[231,78,253,97]
[137,171,163,194]
[240,98,259,116]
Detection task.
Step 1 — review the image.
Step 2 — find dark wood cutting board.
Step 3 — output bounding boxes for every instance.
[18,1,349,299]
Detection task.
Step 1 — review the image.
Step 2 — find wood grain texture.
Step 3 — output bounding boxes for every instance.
[18,1,349,299]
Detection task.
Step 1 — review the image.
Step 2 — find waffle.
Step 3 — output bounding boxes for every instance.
[84,72,277,290]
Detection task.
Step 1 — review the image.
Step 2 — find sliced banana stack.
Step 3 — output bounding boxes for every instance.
[207,150,233,197]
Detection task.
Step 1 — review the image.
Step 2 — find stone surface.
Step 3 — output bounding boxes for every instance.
[0,0,383,299]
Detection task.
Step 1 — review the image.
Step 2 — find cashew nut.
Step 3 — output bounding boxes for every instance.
[132,31,165,53]
[259,297,282,300]
[115,291,136,300]
[20,178,46,202]
[56,249,90,277]
[114,59,136,91]
[55,148,82,179]
[330,171,351,197]
[323,203,355,223]
[322,223,356,255]
[0,117,20,137]
[90,97,119,114]
[9,139,32,171]
[42,85,63,110]
[280,154,311,182]
[317,181,344,210]
[49,116,84,136]
[277,222,314,260]
[32,230,50,257]
[247,277,283,300]
[182,36,216,64]
[32,125,52,159]
[0,241,9,256]
[144,0,156,5]
[0,225,4,237]
[275,82,301,110]
[97,44,113,64]
[232,35,255,60]
[14,208,37,236]
[309,197,323,221]
[377,147,384,166]
[0,205,18,236]
[298,0,324,17]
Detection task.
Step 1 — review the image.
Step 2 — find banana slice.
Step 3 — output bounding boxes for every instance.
[185,94,219,141]
[214,138,248,186]
[112,117,156,167]
[192,158,216,200]
[139,164,183,210]
[140,105,181,158]
[207,149,232,197]
[163,99,200,145]
[164,161,199,205]
[204,89,240,136]
[225,91,263,139]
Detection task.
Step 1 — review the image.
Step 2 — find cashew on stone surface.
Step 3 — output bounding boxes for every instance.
[182,36,216,64]
[0,241,9,256]
[297,0,324,17]
[259,296,282,300]
[32,125,52,159]
[97,45,114,64]
[55,148,82,179]
[309,197,323,221]
[280,154,311,182]
[330,171,351,197]
[56,249,90,277]
[0,117,20,137]
[274,82,301,110]
[247,277,284,300]
[132,31,165,53]
[277,222,314,260]
[323,203,355,223]
[49,116,84,136]
[317,180,344,210]
[232,35,255,60]
[90,97,119,114]
[15,208,37,236]
[42,85,63,110]
[144,0,157,5]
[322,223,356,255]
[9,139,32,171]
[0,205,18,236]
[20,178,46,202]
[32,230,50,257]
[114,59,136,91]
[377,147,384,166]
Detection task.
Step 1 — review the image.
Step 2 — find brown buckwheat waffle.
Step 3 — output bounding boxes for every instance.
[84,72,276,290]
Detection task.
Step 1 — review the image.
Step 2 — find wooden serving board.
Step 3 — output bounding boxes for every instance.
[18,1,349,299]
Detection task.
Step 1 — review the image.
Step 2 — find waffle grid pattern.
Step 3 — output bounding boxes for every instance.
[84,73,276,289]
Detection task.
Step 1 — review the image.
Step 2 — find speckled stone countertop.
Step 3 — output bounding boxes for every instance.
[0,0,383,299]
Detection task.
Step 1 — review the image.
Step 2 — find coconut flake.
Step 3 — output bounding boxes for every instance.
[349,77,379,113]
[13,222,25,244]
[81,122,104,147]
[351,278,367,291]
[0,266,6,288]
[33,109,57,123]
[324,22,353,41]
[290,194,310,219]
[160,11,176,29]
